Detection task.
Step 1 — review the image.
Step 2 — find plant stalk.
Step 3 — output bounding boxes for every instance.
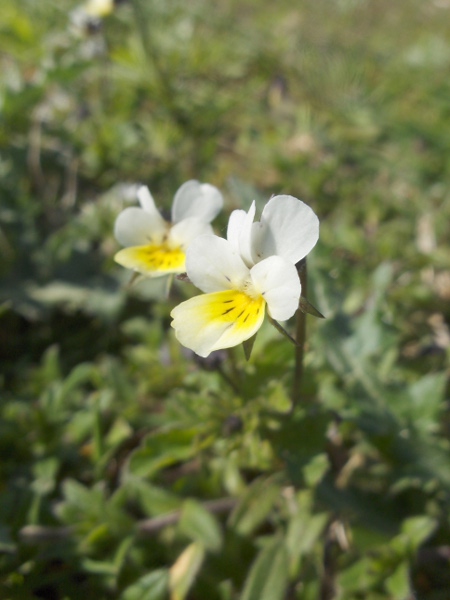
[291,259,308,409]
[130,0,188,128]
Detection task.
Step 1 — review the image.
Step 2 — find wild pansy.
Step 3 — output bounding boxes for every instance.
[70,0,114,33]
[170,195,319,357]
[114,180,223,278]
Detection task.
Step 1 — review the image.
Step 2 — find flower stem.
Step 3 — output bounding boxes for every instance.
[130,0,188,128]
[292,259,308,409]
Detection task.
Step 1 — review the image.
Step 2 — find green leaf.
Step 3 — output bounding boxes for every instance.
[39,345,62,386]
[383,516,437,558]
[241,537,289,600]
[385,561,411,599]
[299,296,325,318]
[113,535,135,572]
[122,569,169,600]
[285,510,328,575]
[229,477,281,536]
[58,479,103,518]
[130,480,182,517]
[127,427,200,479]
[81,557,118,576]
[31,457,59,496]
[169,542,205,600]
[178,499,223,552]
[338,557,379,593]
[406,373,447,432]
[267,316,299,347]
[401,515,437,550]
[303,453,329,487]
[243,333,257,360]
[266,410,330,486]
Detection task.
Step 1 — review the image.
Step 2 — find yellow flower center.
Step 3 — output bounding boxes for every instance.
[170,285,267,356]
[114,243,185,275]
[205,289,266,331]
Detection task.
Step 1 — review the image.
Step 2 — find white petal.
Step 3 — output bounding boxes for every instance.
[137,186,167,229]
[250,256,301,321]
[186,236,249,293]
[114,207,167,247]
[226,202,256,267]
[169,218,213,250]
[251,195,319,264]
[171,290,265,357]
[172,180,223,223]
[137,185,156,211]
[226,209,246,251]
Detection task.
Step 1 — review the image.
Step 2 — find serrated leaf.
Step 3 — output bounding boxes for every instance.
[241,537,289,600]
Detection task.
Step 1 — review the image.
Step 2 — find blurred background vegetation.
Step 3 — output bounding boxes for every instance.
[1,0,450,598]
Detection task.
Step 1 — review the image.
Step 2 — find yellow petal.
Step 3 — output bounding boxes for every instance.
[114,244,185,277]
[85,0,114,17]
[171,290,266,357]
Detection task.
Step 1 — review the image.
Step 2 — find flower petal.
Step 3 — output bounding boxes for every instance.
[251,195,319,264]
[169,218,213,249]
[114,244,185,276]
[114,207,167,247]
[250,256,301,321]
[137,186,167,230]
[171,290,265,357]
[186,236,249,293]
[227,202,256,267]
[172,180,223,223]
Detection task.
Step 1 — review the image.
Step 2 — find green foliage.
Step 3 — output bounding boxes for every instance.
[122,569,169,600]
[1,0,450,598]
[178,500,223,553]
[240,537,289,600]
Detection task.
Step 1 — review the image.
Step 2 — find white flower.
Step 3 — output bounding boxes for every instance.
[114,180,223,278]
[70,0,113,33]
[84,0,114,17]
[170,195,319,357]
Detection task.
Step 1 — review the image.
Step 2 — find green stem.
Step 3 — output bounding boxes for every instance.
[93,399,103,465]
[291,259,308,409]
[28,493,42,526]
[130,0,188,128]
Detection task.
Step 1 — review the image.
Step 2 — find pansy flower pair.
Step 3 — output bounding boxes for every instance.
[114,181,319,357]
